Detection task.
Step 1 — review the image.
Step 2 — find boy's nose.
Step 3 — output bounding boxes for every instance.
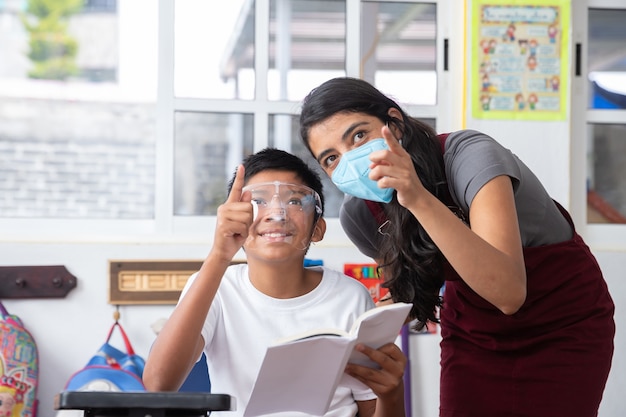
[266,195,286,222]
[268,194,283,209]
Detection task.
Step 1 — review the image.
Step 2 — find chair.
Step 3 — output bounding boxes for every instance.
[179,352,211,392]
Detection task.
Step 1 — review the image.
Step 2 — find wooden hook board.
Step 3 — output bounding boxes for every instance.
[0,265,77,299]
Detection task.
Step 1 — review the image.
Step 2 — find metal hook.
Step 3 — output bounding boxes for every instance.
[113,305,121,323]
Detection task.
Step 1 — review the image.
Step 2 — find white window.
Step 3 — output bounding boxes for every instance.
[571,0,626,248]
[0,0,449,240]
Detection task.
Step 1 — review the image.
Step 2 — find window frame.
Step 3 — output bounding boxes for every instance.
[571,0,626,250]
[0,0,453,244]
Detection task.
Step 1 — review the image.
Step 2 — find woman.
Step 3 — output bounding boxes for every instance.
[299,77,615,417]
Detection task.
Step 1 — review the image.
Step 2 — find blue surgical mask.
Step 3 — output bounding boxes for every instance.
[331,138,394,203]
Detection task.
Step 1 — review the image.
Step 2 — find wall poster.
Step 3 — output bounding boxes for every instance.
[471,0,570,120]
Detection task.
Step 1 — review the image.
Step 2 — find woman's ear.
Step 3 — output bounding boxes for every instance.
[386,108,404,140]
[311,217,326,242]
[387,107,404,121]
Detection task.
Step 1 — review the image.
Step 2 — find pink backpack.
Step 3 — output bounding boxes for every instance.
[0,302,39,417]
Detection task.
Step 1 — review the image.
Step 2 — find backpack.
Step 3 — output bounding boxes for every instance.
[63,321,145,392]
[0,301,39,417]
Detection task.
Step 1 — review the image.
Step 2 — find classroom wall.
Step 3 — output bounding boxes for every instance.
[2,228,625,417]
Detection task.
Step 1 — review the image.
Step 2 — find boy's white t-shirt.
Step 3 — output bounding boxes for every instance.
[179,264,377,417]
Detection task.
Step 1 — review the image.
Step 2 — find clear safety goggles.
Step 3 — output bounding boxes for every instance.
[241,181,322,220]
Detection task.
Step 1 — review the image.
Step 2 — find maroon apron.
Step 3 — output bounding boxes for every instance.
[439,203,615,417]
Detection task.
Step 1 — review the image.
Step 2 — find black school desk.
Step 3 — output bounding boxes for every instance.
[54,391,235,417]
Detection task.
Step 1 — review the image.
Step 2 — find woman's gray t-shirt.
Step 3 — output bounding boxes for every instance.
[340,129,572,259]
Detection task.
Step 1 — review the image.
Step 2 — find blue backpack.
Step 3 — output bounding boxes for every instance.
[64,321,145,392]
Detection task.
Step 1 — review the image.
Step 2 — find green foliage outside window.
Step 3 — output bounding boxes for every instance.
[21,0,84,80]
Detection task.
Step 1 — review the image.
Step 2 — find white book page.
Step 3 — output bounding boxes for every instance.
[349,303,412,367]
[244,337,354,416]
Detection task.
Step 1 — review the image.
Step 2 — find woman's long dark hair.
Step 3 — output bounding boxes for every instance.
[300,77,447,330]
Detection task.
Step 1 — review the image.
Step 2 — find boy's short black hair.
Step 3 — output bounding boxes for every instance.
[227,148,325,215]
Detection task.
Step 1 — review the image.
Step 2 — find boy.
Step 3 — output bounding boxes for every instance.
[143,148,406,417]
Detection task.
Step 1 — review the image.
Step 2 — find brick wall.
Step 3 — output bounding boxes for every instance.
[0,97,156,218]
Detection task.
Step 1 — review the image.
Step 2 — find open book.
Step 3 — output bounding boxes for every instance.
[243,302,412,417]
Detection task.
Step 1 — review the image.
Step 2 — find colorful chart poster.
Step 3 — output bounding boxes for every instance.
[472,0,570,120]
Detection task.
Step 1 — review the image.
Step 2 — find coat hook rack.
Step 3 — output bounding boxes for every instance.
[0,265,78,299]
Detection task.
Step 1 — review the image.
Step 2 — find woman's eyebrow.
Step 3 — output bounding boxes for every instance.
[341,121,368,143]
[315,121,369,164]
[316,149,333,165]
